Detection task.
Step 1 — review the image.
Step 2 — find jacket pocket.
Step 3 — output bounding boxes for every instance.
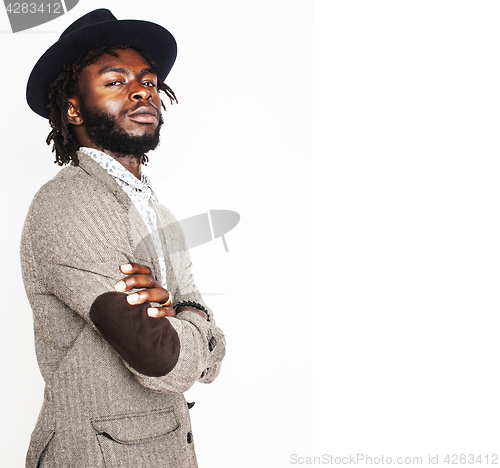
[91,408,183,467]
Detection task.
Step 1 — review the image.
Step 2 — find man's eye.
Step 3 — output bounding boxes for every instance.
[105,81,122,87]
[143,81,157,87]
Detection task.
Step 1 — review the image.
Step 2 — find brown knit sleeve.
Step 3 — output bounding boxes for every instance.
[89,291,180,377]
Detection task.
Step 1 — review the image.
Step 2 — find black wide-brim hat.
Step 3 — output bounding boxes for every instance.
[27,8,177,119]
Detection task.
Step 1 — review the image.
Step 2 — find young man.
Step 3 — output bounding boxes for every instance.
[21,9,225,468]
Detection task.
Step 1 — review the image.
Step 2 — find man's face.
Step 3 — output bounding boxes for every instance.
[73,48,164,155]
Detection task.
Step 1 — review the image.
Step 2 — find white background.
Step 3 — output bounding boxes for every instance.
[3,0,500,467]
[314,0,500,464]
[0,0,312,467]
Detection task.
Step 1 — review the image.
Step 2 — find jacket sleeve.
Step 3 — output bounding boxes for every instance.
[25,178,225,393]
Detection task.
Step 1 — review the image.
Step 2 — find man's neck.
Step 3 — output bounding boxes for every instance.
[82,145,142,179]
[104,151,142,180]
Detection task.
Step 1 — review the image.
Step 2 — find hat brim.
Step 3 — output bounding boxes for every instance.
[26,19,177,119]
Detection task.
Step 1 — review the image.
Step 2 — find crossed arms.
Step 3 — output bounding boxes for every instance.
[22,173,225,393]
[89,263,210,377]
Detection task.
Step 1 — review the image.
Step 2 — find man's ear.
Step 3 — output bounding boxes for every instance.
[67,97,83,125]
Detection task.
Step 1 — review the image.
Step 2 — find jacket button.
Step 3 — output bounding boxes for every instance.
[187,432,193,444]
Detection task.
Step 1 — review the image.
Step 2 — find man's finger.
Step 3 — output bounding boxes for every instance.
[115,274,158,292]
[147,306,176,318]
[126,288,170,305]
[120,263,152,275]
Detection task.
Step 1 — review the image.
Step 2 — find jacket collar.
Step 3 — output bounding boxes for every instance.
[74,150,131,207]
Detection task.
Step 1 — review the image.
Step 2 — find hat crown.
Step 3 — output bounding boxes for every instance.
[60,8,117,39]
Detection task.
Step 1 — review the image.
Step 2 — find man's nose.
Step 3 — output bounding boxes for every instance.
[129,81,151,100]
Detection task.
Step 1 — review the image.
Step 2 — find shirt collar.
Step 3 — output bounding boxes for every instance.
[79,147,157,201]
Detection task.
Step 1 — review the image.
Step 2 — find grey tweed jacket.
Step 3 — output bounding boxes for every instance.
[20,151,226,468]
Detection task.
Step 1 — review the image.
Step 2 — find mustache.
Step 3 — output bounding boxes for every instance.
[123,102,160,118]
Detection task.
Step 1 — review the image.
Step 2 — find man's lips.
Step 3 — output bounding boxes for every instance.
[127,105,158,124]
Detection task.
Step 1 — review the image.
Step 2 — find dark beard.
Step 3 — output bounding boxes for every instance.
[79,101,163,156]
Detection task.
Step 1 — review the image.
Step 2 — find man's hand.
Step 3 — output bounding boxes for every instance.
[114,263,175,318]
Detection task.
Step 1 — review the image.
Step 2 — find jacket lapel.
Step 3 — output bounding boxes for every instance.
[75,151,163,284]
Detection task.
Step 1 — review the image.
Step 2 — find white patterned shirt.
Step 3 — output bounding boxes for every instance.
[79,147,168,289]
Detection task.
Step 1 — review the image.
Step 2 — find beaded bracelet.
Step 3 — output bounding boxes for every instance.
[174,301,210,322]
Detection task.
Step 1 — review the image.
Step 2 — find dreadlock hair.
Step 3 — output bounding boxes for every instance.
[46,44,178,166]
